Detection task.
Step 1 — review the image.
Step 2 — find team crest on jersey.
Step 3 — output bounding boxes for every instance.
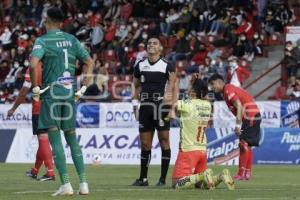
[57,71,74,89]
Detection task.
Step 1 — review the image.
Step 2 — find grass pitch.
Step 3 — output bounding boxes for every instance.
[0,164,299,200]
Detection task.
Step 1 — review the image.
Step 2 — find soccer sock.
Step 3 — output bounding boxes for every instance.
[160,149,171,182]
[48,130,70,184]
[213,174,222,187]
[64,131,86,183]
[175,173,204,189]
[139,150,151,180]
[246,148,253,176]
[39,135,54,176]
[33,138,44,174]
[238,141,249,176]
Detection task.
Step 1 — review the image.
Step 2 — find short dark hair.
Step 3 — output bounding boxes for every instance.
[47,7,64,23]
[208,74,224,83]
[192,79,208,98]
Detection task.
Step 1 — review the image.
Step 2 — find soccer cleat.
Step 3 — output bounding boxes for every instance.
[25,170,37,179]
[155,180,166,186]
[233,174,245,181]
[244,170,251,180]
[78,182,89,195]
[131,178,149,186]
[203,169,215,190]
[51,183,74,196]
[221,169,235,190]
[38,174,55,182]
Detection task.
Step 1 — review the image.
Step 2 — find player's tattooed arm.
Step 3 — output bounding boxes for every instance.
[30,57,40,87]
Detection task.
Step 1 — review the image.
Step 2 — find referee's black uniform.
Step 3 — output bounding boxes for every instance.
[134,57,175,132]
[132,57,175,186]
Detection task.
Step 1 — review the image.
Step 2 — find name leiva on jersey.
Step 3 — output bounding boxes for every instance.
[56,40,72,48]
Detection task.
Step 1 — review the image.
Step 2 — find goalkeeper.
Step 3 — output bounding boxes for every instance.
[170,79,235,190]
[30,7,93,196]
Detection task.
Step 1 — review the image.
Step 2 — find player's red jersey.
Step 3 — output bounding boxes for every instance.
[223,84,259,122]
[24,63,42,115]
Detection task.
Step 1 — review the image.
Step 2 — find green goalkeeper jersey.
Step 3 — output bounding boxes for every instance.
[31,29,90,99]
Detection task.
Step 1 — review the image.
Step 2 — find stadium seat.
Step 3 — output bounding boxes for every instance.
[268,86,288,100]
[104,49,118,61]
[167,36,177,49]
[268,33,281,46]
[175,60,188,73]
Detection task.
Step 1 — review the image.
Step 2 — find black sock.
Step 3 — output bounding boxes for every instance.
[160,149,171,183]
[139,150,151,180]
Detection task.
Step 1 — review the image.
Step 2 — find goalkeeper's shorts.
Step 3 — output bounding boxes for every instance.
[172,150,207,185]
[38,98,76,131]
[240,113,261,147]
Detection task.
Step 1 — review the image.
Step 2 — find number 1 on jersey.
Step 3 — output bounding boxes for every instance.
[63,49,69,69]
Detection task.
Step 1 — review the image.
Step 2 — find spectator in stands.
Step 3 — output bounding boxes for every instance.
[135,43,148,64]
[91,20,104,59]
[178,71,189,97]
[212,56,227,80]
[227,56,250,87]
[236,15,254,40]
[167,29,189,62]
[252,32,264,56]
[120,0,133,21]
[0,26,12,50]
[104,0,121,20]
[284,41,297,85]
[291,39,300,77]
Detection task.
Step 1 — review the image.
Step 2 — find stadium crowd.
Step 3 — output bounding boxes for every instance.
[0,0,296,103]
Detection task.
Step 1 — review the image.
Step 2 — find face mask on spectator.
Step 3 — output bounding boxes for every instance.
[254,33,259,39]
[159,12,164,18]
[4,28,9,33]
[142,33,148,39]
[241,61,247,66]
[120,25,126,30]
[199,15,203,20]
[211,59,216,65]
[229,61,238,68]
[15,25,20,30]
[182,9,188,14]
[28,26,33,30]
[24,60,29,67]
[124,46,128,52]
[240,36,246,41]
[133,22,138,28]
[267,11,272,15]
[127,25,132,32]
[78,13,83,18]
[143,24,149,30]
[286,46,293,51]
[14,62,19,68]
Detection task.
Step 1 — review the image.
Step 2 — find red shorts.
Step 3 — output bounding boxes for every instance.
[172,150,207,185]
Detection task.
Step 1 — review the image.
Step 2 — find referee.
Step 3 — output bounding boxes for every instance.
[132,37,177,186]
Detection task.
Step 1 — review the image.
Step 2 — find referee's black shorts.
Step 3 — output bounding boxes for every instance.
[240,113,261,147]
[138,100,171,133]
[32,114,45,135]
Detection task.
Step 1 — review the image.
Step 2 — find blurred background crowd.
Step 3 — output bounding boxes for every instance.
[0,0,298,103]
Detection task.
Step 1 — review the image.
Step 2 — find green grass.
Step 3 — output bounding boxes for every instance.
[0,164,299,200]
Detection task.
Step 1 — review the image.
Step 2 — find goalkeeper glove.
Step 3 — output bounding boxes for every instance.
[75,85,87,101]
[32,86,50,101]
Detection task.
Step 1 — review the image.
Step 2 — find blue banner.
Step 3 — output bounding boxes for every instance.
[76,104,100,128]
[206,128,300,165]
[254,128,300,164]
[280,101,299,128]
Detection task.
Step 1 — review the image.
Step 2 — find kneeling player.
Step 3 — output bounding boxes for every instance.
[171,79,234,190]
